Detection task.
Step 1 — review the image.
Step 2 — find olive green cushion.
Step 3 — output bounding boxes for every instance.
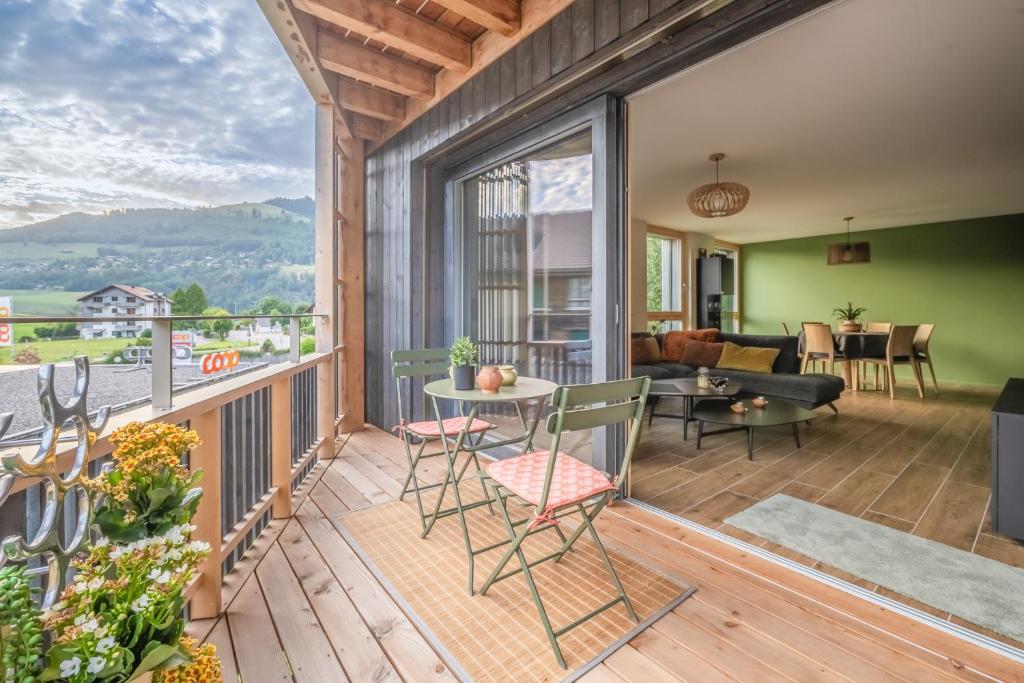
[716,341,780,374]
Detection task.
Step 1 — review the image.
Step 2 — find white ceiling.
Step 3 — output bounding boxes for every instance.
[628,0,1024,243]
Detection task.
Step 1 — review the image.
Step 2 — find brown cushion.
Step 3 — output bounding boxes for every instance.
[716,341,780,374]
[630,337,653,365]
[662,329,720,363]
[643,337,662,363]
[681,340,725,367]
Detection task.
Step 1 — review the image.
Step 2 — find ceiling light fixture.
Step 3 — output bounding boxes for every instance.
[827,216,871,265]
[687,153,750,218]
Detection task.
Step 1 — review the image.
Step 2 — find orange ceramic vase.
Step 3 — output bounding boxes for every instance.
[476,366,502,394]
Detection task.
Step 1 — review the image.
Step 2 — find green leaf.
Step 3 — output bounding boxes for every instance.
[128,642,191,679]
[146,487,174,513]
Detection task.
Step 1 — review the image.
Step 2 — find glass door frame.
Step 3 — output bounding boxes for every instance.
[431,95,626,473]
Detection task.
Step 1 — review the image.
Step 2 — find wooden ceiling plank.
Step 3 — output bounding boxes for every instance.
[337,79,406,122]
[380,0,575,143]
[350,113,384,142]
[294,0,471,71]
[318,32,435,98]
[429,0,521,37]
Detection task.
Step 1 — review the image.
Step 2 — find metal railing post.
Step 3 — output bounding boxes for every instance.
[151,319,172,411]
[289,318,301,363]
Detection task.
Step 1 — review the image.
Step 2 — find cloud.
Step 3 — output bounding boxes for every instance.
[529,156,593,215]
[0,0,314,229]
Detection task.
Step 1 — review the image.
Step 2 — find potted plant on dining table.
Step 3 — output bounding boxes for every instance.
[832,302,867,332]
[450,336,478,390]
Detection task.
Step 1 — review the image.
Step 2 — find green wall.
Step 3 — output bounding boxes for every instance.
[741,214,1024,386]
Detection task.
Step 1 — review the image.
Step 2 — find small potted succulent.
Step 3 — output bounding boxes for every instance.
[832,302,867,332]
[449,336,478,390]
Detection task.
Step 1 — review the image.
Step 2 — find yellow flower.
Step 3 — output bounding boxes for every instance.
[156,637,221,683]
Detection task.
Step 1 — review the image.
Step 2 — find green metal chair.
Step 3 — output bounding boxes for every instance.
[478,376,651,669]
[391,348,494,532]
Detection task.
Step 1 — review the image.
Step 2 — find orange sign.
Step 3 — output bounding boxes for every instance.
[201,350,240,374]
[0,297,11,347]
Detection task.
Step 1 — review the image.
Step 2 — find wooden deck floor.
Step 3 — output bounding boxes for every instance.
[189,423,1023,682]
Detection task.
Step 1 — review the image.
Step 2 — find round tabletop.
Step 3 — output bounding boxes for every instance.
[650,378,741,398]
[692,398,818,427]
[424,376,559,402]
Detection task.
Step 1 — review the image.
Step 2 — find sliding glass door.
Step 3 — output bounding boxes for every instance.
[442,98,623,470]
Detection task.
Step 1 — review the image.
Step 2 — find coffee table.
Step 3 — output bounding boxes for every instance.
[693,398,818,460]
[648,378,741,440]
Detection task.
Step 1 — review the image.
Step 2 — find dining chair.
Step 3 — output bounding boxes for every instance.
[479,377,651,669]
[801,323,846,376]
[391,348,494,532]
[860,322,893,388]
[914,324,939,394]
[860,326,925,399]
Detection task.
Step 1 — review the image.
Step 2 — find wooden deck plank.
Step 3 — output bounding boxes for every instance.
[622,627,734,682]
[226,577,293,682]
[328,457,393,505]
[255,542,349,682]
[602,637,691,682]
[278,521,402,683]
[204,618,240,683]
[295,500,457,682]
[342,451,406,498]
[603,504,1007,681]
[320,464,373,510]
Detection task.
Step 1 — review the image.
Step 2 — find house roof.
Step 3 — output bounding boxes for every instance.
[77,284,169,303]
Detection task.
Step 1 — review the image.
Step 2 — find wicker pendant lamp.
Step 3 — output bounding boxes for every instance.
[687,153,750,218]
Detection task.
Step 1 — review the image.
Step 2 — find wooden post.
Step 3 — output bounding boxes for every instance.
[339,137,365,433]
[270,377,292,517]
[189,408,222,619]
[314,102,338,456]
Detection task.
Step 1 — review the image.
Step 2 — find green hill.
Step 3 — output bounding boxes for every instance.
[0,199,314,310]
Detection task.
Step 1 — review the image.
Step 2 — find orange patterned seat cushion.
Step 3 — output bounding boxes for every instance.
[401,417,493,437]
[486,451,617,525]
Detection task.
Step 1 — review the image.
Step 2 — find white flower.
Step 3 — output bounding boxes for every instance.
[94,624,108,638]
[87,657,105,674]
[155,570,171,584]
[88,577,104,591]
[131,594,150,612]
[96,636,115,653]
[82,618,99,633]
[59,657,82,677]
[189,540,210,552]
[110,546,126,559]
[74,614,86,626]
[165,526,184,543]
[94,537,109,548]
[148,568,162,580]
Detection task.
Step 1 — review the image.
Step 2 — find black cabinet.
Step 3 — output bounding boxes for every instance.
[697,256,734,329]
[991,378,1024,541]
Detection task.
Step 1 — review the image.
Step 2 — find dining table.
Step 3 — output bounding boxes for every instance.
[798,329,889,391]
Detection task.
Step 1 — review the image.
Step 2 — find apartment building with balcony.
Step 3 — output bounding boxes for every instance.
[76,284,172,339]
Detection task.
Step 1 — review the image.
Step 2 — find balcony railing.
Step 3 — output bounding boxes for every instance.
[0,314,336,619]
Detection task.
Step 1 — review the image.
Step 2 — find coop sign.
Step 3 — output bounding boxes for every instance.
[0,296,11,347]
[201,350,240,375]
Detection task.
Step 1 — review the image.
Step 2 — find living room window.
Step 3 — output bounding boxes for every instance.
[646,227,684,332]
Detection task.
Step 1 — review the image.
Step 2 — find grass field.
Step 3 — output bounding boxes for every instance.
[0,337,128,365]
[1,289,87,316]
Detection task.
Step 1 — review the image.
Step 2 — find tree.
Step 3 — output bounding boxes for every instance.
[201,307,233,340]
[184,283,208,314]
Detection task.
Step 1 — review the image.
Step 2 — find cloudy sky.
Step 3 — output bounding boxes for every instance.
[0,0,314,229]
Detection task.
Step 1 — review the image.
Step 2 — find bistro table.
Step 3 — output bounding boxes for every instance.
[798,330,889,390]
[693,399,819,459]
[648,378,741,440]
[422,376,559,594]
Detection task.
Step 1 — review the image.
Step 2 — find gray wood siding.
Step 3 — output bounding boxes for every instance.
[363,0,820,427]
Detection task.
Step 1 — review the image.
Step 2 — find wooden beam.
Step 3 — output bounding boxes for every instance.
[318,32,434,98]
[256,0,352,140]
[429,0,521,37]
[350,113,383,142]
[294,0,471,70]
[380,0,574,142]
[338,137,365,433]
[337,78,405,122]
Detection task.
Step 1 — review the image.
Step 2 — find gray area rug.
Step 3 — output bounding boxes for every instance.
[726,494,1024,643]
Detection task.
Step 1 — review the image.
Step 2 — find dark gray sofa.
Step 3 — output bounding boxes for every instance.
[631,332,844,411]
